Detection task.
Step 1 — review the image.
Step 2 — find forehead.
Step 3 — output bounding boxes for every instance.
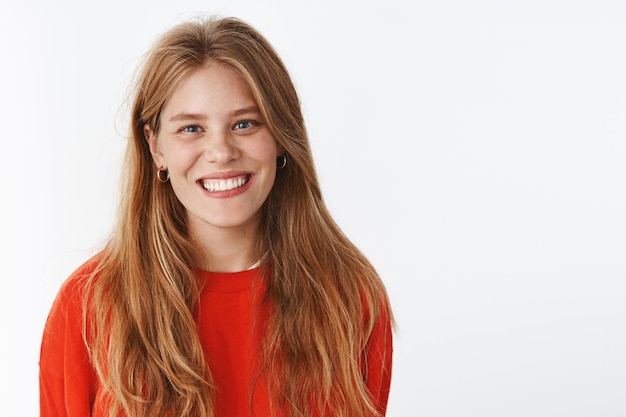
[162,62,258,118]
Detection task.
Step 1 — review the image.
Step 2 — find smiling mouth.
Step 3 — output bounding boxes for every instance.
[200,175,250,192]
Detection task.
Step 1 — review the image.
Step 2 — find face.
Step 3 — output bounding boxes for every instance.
[146,62,279,239]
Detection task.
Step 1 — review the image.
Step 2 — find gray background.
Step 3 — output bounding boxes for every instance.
[1,0,625,416]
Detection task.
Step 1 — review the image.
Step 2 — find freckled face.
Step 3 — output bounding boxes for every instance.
[146,63,279,238]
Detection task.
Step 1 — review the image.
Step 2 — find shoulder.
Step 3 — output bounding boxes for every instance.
[53,252,103,308]
[40,253,103,405]
[42,252,104,341]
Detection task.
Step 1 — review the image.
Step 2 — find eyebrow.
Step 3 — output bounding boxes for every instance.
[231,105,261,117]
[168,106,261,123]
[169,113,208,123]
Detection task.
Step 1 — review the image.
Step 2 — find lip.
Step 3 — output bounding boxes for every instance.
[196,170,253,198]
[200,170,250,180]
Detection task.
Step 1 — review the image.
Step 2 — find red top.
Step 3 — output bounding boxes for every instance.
[39,256,393,416]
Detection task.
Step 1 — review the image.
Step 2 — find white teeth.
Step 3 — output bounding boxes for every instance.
[202,175,248,192]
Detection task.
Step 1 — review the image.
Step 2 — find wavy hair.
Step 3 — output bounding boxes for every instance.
[86,16,391,417]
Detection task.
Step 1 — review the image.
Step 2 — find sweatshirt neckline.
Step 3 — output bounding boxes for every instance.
[195,265,266,292]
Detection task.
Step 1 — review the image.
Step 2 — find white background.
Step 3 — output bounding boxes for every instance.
[1,0,625,416]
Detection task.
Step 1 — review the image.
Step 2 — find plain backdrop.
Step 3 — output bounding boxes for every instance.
[1,0,625,416]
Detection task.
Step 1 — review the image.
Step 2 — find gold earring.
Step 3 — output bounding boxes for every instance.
[277,155,287,169]
[157,167,169,182]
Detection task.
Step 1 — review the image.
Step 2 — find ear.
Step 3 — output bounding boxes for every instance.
[144,124,166,169]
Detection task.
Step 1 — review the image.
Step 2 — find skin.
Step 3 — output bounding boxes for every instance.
[145,62,280,272]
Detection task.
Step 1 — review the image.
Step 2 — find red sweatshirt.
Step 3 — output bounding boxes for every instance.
[39,255,393,416]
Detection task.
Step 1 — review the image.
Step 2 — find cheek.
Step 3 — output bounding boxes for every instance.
[253,136,279,162]
[162,142,199,173]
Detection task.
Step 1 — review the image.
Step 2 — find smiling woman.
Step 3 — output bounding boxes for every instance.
[38,15,393,417]
[145,63,280,266]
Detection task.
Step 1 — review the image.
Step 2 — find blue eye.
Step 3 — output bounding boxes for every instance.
[183,125,202,133]
[234,120,257,130]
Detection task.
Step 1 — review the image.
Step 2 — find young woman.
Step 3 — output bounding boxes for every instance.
[39,16,393,417]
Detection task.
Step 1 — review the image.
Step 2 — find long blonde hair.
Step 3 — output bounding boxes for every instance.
[87,16,391,417]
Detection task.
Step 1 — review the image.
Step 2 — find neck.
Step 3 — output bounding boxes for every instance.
[190,221,261,273]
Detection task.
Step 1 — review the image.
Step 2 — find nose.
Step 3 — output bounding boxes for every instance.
[203,128,239,164]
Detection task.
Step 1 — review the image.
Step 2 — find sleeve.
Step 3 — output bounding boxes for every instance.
[39,263,98,417]
[364,299,394,416]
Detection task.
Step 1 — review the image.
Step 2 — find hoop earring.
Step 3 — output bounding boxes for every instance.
[277,155,287,169]
[157,168,169,182]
